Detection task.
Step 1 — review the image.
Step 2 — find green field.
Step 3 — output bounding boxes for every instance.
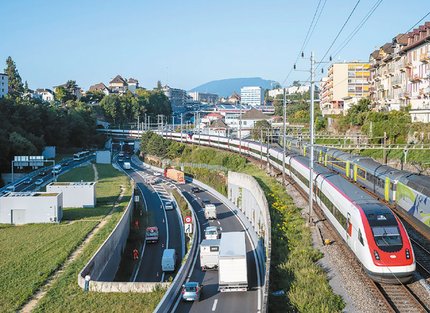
[0,163,135,313]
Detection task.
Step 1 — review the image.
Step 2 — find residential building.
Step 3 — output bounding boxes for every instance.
[240,86,264,106]
[53,82,82,99]
[89,82,111,95]
[207,119,229,136]
[0,192,63,224]
[268,86,311,98]
[35,88,55,102]
[109,75,128,93]
[163,85,187,113]
[187,91,219,104]
[240,107,270,129]
[404,23,430,122]
[127,78,139,93]
[320,62,370,116]
[268,88,284,98]
[0,73,8,98]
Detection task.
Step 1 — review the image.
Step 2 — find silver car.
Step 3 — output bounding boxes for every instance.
[181,282,202,302]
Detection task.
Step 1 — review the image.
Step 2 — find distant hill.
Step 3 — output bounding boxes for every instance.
[190,77,279,98]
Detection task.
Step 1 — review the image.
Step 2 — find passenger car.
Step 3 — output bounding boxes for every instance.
[191,187,201,193]
[181,282,202,301]
[35,178,44,185]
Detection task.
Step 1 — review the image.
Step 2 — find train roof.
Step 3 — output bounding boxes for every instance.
[352,157,408,180]
[326,148,355,161]
[399,174,430,197]
[293,155,394,216]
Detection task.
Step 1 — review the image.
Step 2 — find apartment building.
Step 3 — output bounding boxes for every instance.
[163,85,187,113]
[188,91,219,104]
[0,73,8,98]
[240,86,264,106]
[404,23,430,122]
[320,62,370,115]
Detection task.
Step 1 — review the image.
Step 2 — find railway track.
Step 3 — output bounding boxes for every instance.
[373,281,428,313]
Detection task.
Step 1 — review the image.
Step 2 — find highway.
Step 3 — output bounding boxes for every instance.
[129,160,260,312]
[118,159,183,283]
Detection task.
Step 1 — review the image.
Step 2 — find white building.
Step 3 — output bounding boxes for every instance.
[127,78,139,93]
[47,182,96,208]
[0,192,63,224]
[0,73,8,98]
[35,88,55,102]
[187,91,219,104]
[240,108,270,129]
[268,86,310,98]
[240,86,264,106]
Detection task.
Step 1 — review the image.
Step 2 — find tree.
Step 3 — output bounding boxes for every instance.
[156,80,163,90]
[251,120,272,142]
[54,86,68,103]
[292,80,301,87]
[4,56,24,98]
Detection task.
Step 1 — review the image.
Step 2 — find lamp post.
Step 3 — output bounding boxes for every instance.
[308,51,315,225]
[282,87,287,186]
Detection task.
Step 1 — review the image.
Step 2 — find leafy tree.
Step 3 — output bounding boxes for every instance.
[156,80,163,89]
[81,90,105,104]
[55,86,68,103]
[4,56,24,98]
[292,80,301,87]
[251,120,272,141]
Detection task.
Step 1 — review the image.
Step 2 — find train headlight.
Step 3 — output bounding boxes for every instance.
[373,250,380,260]
[406,249,410,259]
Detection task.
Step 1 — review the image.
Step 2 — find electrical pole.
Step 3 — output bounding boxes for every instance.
[239,105,242,155]
[282,87,287,186]
[308,51,315,225]
[180,113,183,143]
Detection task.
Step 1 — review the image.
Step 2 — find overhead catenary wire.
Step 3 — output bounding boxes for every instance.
[331,0,384,59]
[314,0,362,72]
[281,0,326,86]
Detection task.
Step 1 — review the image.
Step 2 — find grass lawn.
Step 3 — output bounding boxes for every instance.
[0,163,133,313]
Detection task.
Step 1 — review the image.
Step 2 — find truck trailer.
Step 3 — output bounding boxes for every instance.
[218,232,248,292]
[199,239,220,271]
[164,168,185,184]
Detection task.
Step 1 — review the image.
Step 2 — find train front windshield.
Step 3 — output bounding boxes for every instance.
[371,226,402,252]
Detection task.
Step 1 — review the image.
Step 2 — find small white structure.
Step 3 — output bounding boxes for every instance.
[47,182,96,208]
[96,150,111,164]
[0,192,63,224]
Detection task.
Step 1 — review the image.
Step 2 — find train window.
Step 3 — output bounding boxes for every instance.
[371,226,402,251]
[390,182,395,191]
[357,168,366,179]
[358,229,364,246]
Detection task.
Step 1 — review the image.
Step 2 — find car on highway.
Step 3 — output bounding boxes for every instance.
[164,201,174,211]
[39,170,47,176]
[181,282,203,302]
[23,178,32,184]
[153,172,161,177]
[204,226,222,240]
[118,157,124,162]
[35,178,44,185]
[145,226,159,243]
[6,185,16,192]
[191,187,201,193]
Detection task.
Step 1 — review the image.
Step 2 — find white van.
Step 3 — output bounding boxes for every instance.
[162,249,177,272]
[204,204,217,220]
[52,164,62,174]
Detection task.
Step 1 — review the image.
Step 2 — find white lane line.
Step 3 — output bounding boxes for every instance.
[212,299,218,311]
[171,186,202,312]
[135,170,169,283]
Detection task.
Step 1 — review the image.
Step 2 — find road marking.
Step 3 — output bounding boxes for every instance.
[217,220,220,225]
[212,299,218,311]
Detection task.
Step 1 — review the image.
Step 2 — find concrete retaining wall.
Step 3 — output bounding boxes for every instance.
[228,171,271,312]
[89,281,169,293]
[78,190,134,289]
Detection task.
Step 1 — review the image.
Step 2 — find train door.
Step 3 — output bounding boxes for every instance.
[384,177,390,202]
[324,154,328,167]
[345,161,350,177]
[346,213,353,248]
[353,164,358,182]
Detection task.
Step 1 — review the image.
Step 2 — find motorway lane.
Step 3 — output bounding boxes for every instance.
[173,183,259,313]
[125,164,183,283]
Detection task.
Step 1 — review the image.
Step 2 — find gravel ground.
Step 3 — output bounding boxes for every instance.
[281,178,383,313]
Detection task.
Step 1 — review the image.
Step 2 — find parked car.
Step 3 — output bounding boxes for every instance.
[181,282,203,302]
[35,178,44,185]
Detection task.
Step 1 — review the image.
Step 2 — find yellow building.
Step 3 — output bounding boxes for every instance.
[320,62,370,115]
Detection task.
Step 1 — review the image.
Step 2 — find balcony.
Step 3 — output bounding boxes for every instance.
[410,74,422,83]
[405,61,412,69]
[420,52,430,63]
[399,91,410,99]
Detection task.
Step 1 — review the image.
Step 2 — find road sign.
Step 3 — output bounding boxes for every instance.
[184,216,192,224]
[134,195,140,202]
[184,223,192,234]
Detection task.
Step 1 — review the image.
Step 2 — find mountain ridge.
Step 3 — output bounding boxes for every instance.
[189,77,279,97]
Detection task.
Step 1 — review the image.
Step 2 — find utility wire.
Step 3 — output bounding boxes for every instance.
[331,0,383,59]
[281,0,326,86]
[315,0,362,72]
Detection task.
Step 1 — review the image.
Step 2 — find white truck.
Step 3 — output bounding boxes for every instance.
[199,239,220,271]
[218,232,248,292]
[203,204,217,220]
[123,162,131,170]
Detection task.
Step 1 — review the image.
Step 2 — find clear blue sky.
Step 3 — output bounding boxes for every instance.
[1,0,429,91]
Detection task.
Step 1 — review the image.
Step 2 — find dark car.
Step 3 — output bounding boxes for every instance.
[39,170,47,176]
[191,187,200,193]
